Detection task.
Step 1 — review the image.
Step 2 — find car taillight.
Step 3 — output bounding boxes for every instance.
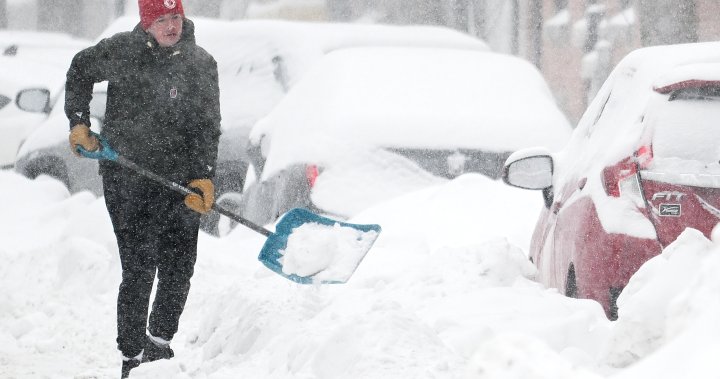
[602,159,636,197]
[635,144,653,169]
[305,164,320,188]
[602,145,653,206]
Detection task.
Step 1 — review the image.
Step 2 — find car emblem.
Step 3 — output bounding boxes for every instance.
[659,204,681,217]
[447,151,466,176]
[652,191,685,202]
[164,0,176,9]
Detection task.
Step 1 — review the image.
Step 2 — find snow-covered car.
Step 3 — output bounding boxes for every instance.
[0,30,90,67]
[0,31,89,168]
[15,17,490,235]
[14,85,107,191]
[502,41,720,320]
[0,57,66,168]
[238,46,572,228]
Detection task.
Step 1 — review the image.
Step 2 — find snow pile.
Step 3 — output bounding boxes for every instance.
[2,169,720,378]
[0,172,119,377]
[605,227,720,378]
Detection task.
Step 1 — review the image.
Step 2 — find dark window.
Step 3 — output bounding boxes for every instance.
[3,45,17,56]
[0,94,10,110]
[669,86,720,101]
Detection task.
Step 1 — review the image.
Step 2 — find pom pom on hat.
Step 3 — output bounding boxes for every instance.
[138,0,185,29]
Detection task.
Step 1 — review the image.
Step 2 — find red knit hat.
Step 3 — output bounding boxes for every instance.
[138,0,185,29]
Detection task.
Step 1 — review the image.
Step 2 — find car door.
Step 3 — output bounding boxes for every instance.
[542,90,614,295]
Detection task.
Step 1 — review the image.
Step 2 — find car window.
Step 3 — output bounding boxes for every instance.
[272,55,289,92]
[0,94,10,110]
[649,94,720,165]
[584,91,611,137]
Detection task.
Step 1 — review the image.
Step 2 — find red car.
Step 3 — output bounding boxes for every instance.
[502,42,720,320]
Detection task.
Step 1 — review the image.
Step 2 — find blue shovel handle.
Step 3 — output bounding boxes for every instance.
[76,132,119,161]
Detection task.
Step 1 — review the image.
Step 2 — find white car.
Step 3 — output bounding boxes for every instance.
[239,46,572,227]
[0,57,66,168]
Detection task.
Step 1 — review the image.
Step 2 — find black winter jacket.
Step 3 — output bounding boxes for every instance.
[65,19,221,183]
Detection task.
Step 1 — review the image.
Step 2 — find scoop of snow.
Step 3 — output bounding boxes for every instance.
[280,222,379,283]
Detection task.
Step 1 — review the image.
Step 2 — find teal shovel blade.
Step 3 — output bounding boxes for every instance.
[258,208,382,284]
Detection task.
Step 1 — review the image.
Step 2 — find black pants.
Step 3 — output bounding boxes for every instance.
[103,167,200,358]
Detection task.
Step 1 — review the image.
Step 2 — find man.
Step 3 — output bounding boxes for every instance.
[65,0,221,377]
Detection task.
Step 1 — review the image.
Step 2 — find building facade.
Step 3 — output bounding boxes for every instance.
[3,0,718,124]
[521,0,720,123]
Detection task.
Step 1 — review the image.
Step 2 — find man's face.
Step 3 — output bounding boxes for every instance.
[147,13,183,47]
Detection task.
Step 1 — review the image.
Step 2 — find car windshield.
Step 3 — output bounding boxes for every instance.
[0,94,9,110]
[647,92,720,176]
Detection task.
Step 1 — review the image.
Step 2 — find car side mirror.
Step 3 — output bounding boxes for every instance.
[16,88,51,114]
[502,151,554,190]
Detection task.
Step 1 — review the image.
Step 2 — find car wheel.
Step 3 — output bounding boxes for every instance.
[608,287,622,321]
[565,264,578,298]
[25,158,70,189]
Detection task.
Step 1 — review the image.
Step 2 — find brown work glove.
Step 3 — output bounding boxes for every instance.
[184,179,214,214]
[69,124,100,157]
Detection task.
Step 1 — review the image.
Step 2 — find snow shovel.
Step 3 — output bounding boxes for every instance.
[76,136,382,284]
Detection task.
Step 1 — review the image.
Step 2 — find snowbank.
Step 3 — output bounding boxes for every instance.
[1,169,719,378]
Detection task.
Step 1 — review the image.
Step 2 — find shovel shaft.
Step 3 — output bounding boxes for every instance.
[212,202,273,237]
[116,156,273,237]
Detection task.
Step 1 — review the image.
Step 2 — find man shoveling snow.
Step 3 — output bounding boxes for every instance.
[65,0,221,376]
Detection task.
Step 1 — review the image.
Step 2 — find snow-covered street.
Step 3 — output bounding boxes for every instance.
[2,169,720,378]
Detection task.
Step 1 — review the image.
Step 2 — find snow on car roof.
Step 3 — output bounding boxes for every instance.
[0,56,66,97]
[101,17,489,53]
[653,63,720,93]
[254,46,571,178]
[0,30,88,51]
[0,30,89,68]
[100,17,489,134]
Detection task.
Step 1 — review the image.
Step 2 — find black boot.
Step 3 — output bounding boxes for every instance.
[120,358,141,378]
[142,335,174,363]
